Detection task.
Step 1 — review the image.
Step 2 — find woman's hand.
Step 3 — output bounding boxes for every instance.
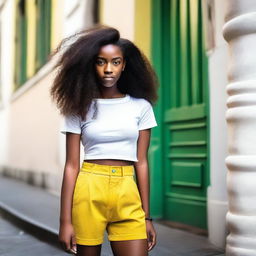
[59,221,77,254]
[146,220,157,251]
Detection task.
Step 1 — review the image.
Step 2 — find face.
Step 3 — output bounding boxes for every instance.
[95,44,126,88]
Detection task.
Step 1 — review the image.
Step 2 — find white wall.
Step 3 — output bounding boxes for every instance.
[207,0,229,248]
[0,0,95,195]
[7,65,62,190]
[63,0,95,37]
[99,0,135,40]
[0,0,15,166]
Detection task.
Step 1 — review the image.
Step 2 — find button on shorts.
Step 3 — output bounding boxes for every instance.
[71,161,147,245]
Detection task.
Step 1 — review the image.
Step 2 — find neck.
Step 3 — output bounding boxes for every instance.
[98,87,125,99]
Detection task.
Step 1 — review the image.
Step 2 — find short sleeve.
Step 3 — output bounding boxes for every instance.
[138,101,158,130]
[61,114,81,134]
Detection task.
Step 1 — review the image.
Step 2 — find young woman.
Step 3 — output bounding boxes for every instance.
[50,25,159,256]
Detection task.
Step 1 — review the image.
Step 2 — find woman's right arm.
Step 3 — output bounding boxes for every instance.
[59,132,81,254]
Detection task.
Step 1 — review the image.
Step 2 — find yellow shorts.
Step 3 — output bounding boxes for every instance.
[71,161,147,245]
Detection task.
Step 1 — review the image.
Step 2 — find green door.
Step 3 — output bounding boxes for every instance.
[151,0,209,229]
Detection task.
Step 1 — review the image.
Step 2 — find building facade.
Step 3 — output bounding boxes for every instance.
[1,0,249,251]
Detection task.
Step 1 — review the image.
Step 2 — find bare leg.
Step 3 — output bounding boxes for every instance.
[76,244,102,256]
[110,239,148,256]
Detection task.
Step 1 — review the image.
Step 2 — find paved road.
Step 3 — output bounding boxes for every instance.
[0,211,225,256]
[0,212,115,256]
[0,176,225,256]
[0,212,68,256]
[0,211,115,256]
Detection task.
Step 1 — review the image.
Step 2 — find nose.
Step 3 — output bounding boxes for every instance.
[104,62,113,74]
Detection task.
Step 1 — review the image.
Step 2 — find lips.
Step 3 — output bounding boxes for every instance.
[103,77,115,81]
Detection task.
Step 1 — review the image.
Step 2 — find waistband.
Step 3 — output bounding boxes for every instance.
[81,161,135,176]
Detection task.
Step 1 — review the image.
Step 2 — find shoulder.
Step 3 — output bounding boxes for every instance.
[61,113,82,134]
[64,113,81,122]
[129,95,152,109]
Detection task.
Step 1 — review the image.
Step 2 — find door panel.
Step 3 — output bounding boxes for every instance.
[152,0,209,229]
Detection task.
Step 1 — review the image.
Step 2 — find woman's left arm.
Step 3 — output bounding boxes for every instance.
[134,128,157,251]
[134,129,151,217]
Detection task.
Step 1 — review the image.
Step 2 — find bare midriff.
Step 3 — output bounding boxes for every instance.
[83,159,134,166]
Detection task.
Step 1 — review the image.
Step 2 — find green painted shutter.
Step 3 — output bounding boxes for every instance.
[151,0,209,229]
[14,0,28,88]
[35,0,51,71]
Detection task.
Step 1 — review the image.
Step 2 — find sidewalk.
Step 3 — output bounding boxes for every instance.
[0,175,224,256]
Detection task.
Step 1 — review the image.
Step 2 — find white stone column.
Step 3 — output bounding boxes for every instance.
[223,1,256,255]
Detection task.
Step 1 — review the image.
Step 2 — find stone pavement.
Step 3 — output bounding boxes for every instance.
[0,175,225,255]
[0,212,66,256]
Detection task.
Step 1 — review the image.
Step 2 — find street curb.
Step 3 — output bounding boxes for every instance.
[0,201,60,248]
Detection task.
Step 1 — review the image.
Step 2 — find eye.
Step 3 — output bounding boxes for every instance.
[113,60,121,65]
[96,59,105,66]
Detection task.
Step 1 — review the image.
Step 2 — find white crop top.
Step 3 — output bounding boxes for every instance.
[60,94,158,162]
